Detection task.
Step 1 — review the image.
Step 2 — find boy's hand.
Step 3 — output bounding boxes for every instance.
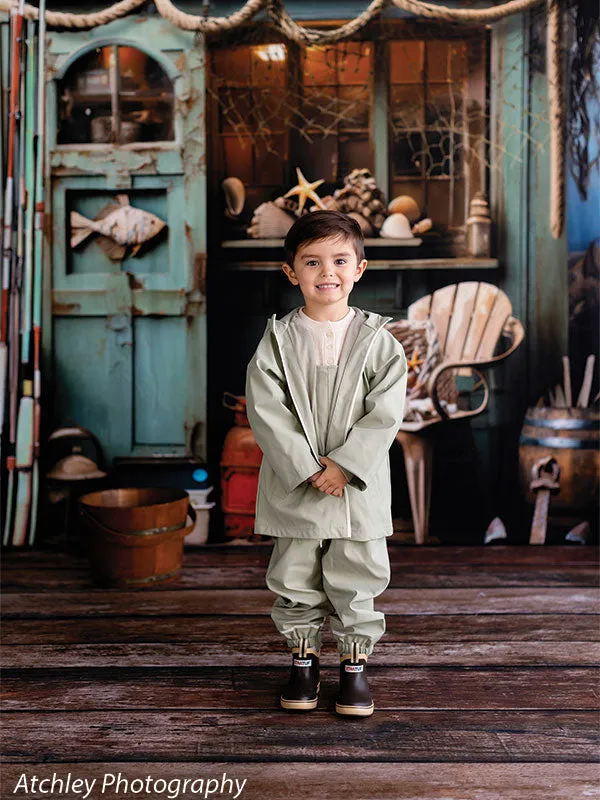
[308,456,347,498]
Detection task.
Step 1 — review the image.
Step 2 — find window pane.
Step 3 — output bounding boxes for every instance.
[222,135,254,184]
[296,134,338,184]
[390,41,424,83]
[426,83,463,128]
[338,42,372,85]
[301,87,339,131]
[390,85,424,130]
[219,88,254,132]
[255,135,286,185]
[427,41,450,82]
[425,130,462,177]
[304,46,337,86]
[449,42,467,82]
[339,135,373,178]
[57,46,112,144]
[253,88,289,131]
[392,133,425,177]
[212,47,251,86]
[339,85,370,129]
[118,47,174,142]
[251,45,287,87]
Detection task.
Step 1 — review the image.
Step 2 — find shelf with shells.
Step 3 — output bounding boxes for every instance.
[218,170,499,271]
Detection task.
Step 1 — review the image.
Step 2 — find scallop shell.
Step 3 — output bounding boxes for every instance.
[388,195,420,222]
[380,212,414,239]
[347,212,374,237]
[247,202,296,239]
[412,217,433,235]
[222,177,245,218]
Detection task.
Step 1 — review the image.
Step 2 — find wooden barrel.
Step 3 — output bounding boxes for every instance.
[79,488,194,586]
[519,407,599,511]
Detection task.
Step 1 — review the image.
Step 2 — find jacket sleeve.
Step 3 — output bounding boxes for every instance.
[245,328,323,494]
[326,331,407,492]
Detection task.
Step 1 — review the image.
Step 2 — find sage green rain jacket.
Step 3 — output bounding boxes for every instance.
[245,306,408,540]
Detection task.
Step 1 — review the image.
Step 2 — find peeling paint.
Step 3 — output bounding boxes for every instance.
[53,302,81,314]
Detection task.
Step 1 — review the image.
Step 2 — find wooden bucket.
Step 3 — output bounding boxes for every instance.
[519,407,599,511]
[80,488,195,586]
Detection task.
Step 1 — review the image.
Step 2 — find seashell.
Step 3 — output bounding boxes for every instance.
[388,195,420,222]
[347,212,374,237]
[380,212,414,239]
[222,177,245,218]
[412,217,433,235]
[247,202,296,239]
[273,195,302,216]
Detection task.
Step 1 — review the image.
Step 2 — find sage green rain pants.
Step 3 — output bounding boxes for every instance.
[265,537,391,657]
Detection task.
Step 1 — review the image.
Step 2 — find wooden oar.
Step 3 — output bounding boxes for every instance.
[562,355,572,407]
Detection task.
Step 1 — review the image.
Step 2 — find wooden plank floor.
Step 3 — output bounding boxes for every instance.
[1,543,599,799]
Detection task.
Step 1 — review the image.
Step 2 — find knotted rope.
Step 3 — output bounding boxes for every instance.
[547,0,566,239]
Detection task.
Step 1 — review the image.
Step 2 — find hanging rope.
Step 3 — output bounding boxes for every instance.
[0,0,147,28]
[547,0,565,239]
[271,0,387,45]
[152,0,266,32]
[390,0,543,23]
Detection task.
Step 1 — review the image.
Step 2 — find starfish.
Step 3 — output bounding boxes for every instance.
[284,168,326,214]
[407,348,425,373]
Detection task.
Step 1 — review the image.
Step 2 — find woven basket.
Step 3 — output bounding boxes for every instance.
[385,319,458,420]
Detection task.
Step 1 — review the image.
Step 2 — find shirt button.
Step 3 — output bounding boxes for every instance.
[327,358,334,365]
[326,331,333,337]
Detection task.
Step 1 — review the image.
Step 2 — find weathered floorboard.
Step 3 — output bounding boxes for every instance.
[2,710,598,763]
[2,667,598,711]
[3,588,599,618]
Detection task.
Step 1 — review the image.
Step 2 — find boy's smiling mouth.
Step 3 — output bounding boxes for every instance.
[316,282,340,290]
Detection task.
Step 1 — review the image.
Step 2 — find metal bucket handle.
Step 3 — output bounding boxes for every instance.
[79,502,196,546]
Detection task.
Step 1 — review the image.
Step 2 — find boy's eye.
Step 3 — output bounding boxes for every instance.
[306,260,319,267]
[335,259,347,265]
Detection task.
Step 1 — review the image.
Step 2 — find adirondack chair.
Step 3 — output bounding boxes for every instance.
[394,281,525,544]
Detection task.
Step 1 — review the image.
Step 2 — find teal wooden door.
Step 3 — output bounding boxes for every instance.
[45,17,206,463]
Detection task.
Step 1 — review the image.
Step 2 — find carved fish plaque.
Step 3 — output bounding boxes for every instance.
[70,194,167,261]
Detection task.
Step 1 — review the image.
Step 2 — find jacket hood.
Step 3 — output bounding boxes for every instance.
[269,306,393,334]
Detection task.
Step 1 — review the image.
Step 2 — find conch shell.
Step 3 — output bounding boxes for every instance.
[247,202,295,239]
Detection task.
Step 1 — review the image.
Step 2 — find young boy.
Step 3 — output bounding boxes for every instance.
[245,210,407,717]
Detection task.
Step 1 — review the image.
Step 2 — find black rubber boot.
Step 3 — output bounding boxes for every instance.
[280,638,320,711]
[335,646,374,717]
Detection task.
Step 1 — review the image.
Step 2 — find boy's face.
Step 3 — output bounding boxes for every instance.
[282,234,367,314]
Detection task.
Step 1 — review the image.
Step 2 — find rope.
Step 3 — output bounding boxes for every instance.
[391,0,543,22]
[153,0,266,32]
[0,0,147,28]
[547,0,565,239]
[271,0,387,45]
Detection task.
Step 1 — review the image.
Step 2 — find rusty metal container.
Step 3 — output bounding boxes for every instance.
[79,488,194,586]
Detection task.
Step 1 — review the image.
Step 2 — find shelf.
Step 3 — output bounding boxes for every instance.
[219,257,499,271]
[221,238,423,248]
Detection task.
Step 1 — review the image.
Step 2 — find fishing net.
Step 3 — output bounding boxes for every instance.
[205,5,567,233]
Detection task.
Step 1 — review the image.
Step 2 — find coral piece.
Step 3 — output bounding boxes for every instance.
[412,217,433,235]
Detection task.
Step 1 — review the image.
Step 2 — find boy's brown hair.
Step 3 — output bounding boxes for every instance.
[284,210,365,267]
